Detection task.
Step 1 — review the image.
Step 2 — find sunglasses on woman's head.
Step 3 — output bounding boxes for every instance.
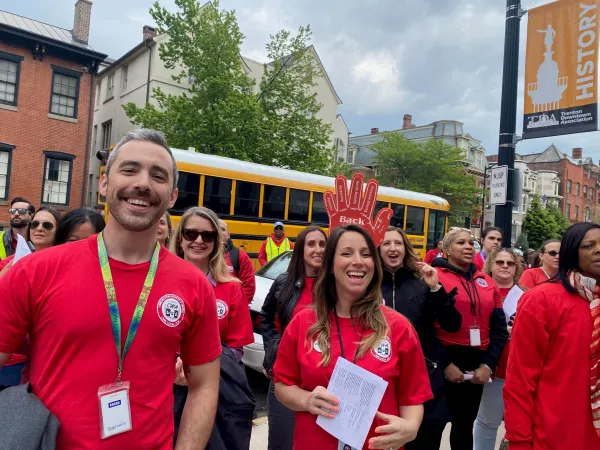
[543,250,559,257]
[182,229,217,243]
[30,220,54,231]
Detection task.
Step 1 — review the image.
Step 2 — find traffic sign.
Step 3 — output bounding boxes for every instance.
[490,165,508,206]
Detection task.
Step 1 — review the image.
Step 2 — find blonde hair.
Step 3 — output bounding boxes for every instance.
[483,247,524,282]
[442,227,472,256]
[171,207,238,284]
[307,225,389,367]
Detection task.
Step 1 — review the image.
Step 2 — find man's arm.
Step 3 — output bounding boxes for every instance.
[258,240,268,266]
[238,251,256,303]
[175,357,220,450]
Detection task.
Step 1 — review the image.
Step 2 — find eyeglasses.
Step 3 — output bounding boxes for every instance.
[494,259,516,267]
[543,250,559,257]
[182,229,217,243]
[30,220,54,231]
[9,208,30,215]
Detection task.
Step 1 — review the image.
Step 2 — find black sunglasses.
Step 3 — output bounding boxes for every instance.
[543,250,559,257]
[182,229,217,243]
[9,208,30,215]
[494,259,517,267]
[30,220,54,231]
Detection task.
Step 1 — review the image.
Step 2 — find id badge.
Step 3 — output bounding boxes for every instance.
[338,441,358,450]
[98,381,132,439]
[469,326,481,347]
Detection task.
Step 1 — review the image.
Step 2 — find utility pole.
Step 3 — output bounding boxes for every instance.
[494,0,524,246]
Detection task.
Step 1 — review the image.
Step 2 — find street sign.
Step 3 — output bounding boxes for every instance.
[490,165,508,206]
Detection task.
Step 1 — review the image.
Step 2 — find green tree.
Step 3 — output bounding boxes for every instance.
[372,133,483,226]
[123,0,337,175]
[515,233,529,250]
[522,195,554,248]
[546,202,570,238]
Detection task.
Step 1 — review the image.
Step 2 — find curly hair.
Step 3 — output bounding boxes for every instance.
[482,248,524,282]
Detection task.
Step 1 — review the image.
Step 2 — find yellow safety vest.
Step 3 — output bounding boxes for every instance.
[265,237,291,262]
[0,231,7,259]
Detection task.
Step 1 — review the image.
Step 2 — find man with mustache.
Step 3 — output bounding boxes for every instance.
[0,197,35,260]
[0,130,221,449]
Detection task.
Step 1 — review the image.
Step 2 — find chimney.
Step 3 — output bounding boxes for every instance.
[402,114,413,129]
[73,0,92,44]
[143,25,157,41]
[370,127,379,135]
[573,147,583,159]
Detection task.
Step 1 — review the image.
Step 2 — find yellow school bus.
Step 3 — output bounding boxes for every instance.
[163,148,449,268]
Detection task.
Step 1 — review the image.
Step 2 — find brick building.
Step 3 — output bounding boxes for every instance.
[519,145,599,223]
[0,1,106,227]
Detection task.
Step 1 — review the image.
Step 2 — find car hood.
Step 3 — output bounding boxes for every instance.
[250,275,275,313]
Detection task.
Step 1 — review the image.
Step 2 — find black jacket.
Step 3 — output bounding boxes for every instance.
[259,273,304,372]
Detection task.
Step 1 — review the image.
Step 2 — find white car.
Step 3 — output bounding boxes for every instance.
[242,251,293,372]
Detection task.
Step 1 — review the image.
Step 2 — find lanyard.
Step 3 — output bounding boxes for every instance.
[333,310,363,364]
[460,278,480,324]
[97,232,160,382]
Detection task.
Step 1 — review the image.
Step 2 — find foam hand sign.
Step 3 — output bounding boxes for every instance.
[324,173,393,247]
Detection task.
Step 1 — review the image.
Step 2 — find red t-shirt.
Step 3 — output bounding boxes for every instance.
[274,306,433,450]
[211,276,254,348]
[0,236,222,449]
[518,267,549,290]
[435,268,503,349]
[0,254,25,367]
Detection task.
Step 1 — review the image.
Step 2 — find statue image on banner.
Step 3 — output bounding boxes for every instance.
[526,22,568,129]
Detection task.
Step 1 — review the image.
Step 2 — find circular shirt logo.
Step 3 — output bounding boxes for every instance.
[216,300,229,319]
[371,337,392,362]
[313,340,322,353]
[157,294,185,327]
[477,278,488,288]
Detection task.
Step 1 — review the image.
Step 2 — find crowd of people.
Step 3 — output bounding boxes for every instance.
[0,128,599,450]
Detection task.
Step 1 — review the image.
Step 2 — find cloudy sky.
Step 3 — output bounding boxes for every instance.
[8,0,600,161]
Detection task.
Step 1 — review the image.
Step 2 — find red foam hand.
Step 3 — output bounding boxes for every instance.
[324,173,393,247]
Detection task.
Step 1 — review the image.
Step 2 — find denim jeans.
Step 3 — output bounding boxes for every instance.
[267,379,295,450]
[0,362,24,389]
[474,377,505,450]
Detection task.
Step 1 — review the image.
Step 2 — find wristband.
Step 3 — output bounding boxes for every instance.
[429,283,442,292]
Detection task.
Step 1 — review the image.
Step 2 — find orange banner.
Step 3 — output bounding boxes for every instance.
[523,0,599,139]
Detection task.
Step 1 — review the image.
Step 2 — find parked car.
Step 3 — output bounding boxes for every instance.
[242,251,293,372]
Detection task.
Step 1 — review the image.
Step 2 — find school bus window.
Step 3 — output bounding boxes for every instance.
[390,203,405,228]
[406,206,425,235]
[171,172,200,214]
[288,189,309,222]
[311,192,328,224]
[235,180,260,217]
[263,185,286,220]
[203,176,231,214]
[374,201,388,218]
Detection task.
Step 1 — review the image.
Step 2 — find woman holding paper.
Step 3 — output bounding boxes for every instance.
[430,228,508,450]
[473,248,523,450]
[378,226,461,450]
[274,224,433,450]
[504,223,600,450]
[518,239,560,290]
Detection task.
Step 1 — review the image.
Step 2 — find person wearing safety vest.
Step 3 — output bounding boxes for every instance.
[0,197,35,260]
[258,222,293,266]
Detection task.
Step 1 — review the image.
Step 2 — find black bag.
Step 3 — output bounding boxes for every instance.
[229,246,241,275]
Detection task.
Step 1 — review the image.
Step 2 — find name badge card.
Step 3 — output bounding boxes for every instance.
[469,326,481,347]
[98,382,132,439]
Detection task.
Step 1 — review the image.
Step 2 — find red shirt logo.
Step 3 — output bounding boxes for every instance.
[157,294,185,327]
[216,300,229,319]
[371,337,392,362]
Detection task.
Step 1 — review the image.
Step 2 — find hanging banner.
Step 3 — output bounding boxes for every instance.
[522,0,599,139]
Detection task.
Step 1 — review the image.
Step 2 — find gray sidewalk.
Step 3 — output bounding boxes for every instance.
[250,417,505,450]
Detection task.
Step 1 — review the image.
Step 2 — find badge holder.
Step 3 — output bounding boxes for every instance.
[337,441,358,450]
[98,380,132,439]
[469,325,481,347]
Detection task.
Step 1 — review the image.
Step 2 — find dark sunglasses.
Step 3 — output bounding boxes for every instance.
[543,250,559,257]
[30,220,54,231]
[9,208,30,215]
[182,229,217,243]
[494,259,516,267]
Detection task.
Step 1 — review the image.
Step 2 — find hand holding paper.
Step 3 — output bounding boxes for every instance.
[13,234,32,265]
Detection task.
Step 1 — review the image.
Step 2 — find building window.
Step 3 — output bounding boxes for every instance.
[121,65,128,92]
[584,185,588,199]
[591,188,595,202]
[566,203,571,219]
[347,148,354,165]
[50,66,81,118]
[203,176,231,214]
[95,80,102,106]
[101,120,112,149]
[575,205,579,221]
[171,172,200,214]
[106,73,115,100]
[576,182,580,196]
[42,151,74,205]
[567,180,572,194]
[0,52,23,106]
[235,181,260,217]
[262,185,286,220]
[0,143,14,200]
[288,189,309,222]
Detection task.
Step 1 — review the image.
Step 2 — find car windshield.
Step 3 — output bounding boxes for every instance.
[257,251,292,280]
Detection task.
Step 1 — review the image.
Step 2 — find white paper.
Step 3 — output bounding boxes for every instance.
[316,357,388,449]
[463,373,493,383]
[12,235,32,265]
[502,285,523,321]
